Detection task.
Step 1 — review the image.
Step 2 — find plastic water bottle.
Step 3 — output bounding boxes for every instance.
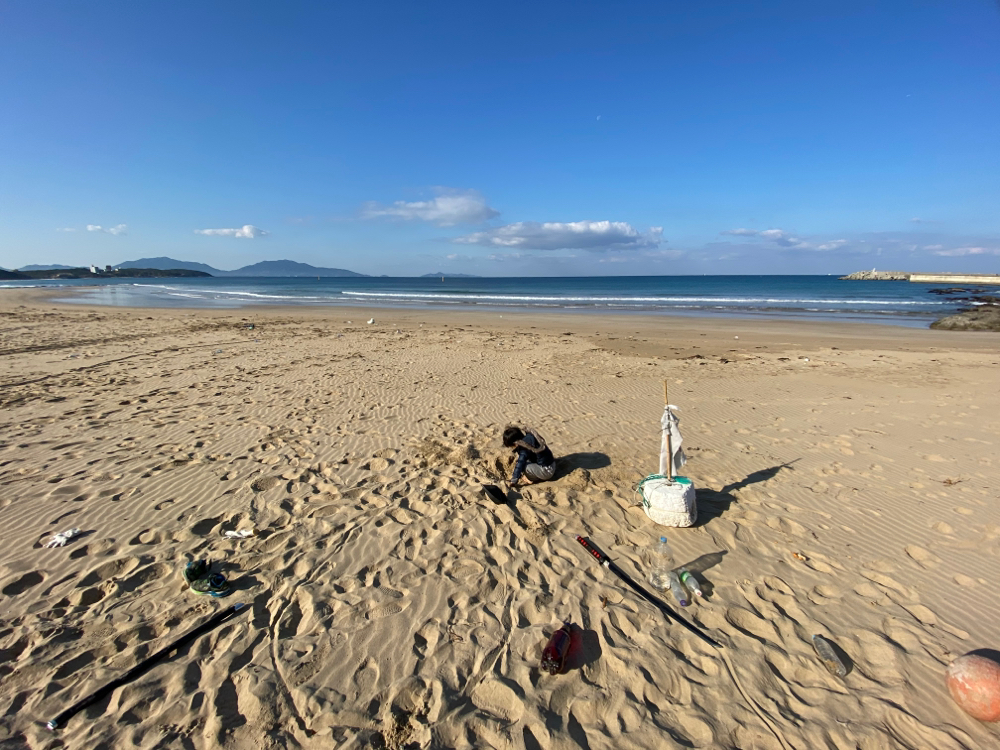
[667,570,690,607]
[649,536,674,591]
[678,569,703,598]
[812,634,847,677]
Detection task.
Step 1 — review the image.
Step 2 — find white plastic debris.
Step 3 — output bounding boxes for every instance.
[46,528,82,548]
[224,528,258,539]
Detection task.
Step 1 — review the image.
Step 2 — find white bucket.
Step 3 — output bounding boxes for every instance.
[639,475,697,528]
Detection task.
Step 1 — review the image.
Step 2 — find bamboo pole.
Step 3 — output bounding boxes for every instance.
[663,380,673,480]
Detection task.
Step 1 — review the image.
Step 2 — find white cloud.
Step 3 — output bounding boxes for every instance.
[815,240,848,251]
[87,224,127,235]
[194,225,268,238]
[722,228,791,239]
[722,227,802,245]
[455,221,663,252]
[56,227,76,232]
[362,189,499,226]
[932,246,1000,257]
[488,252,529,262]
[721,227,854,252]
[758,229,789,240]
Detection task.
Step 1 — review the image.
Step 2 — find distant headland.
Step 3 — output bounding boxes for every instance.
[0,266,210,280]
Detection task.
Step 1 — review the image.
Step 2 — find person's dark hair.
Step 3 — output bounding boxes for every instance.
[502,425,524,447]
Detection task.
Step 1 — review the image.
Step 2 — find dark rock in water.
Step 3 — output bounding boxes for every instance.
[931,307,1000,331]
[928,287,988,295]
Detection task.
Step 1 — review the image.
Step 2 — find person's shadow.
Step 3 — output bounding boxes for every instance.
[554,452,611,479]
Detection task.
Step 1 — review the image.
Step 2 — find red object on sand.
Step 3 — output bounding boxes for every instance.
[541,623,572,675]
[946,653,1000,722]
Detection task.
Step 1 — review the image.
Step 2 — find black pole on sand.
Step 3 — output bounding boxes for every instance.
[46,602,248,731]
[576,536,720,648]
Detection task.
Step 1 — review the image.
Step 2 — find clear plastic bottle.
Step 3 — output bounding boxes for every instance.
[678,569,703,598]
[648,536,674,591]
[812,634,847,677]
[667,570,690,606]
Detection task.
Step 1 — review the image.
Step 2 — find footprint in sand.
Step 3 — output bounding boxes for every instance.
[895,603,936,628]
[2,570,46,597]
[723,607,778,644]
[352,657,380,698]
[471,680,524,722]
[807,584,843,605]
[67,585,107,607]
[366,603,405,620]
[251,476,283,492]
[904,545,941,568]
[129,528,165,545]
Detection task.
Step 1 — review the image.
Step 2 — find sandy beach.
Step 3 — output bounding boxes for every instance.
[1,287,999,749]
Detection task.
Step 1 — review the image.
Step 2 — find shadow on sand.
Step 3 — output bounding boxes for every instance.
[694,460,799,525]
[555,452,611,478]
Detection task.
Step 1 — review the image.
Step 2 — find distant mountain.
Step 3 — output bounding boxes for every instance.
[421,272,481,278]
[226,260,367,277]
[116,257,222,275]
[112,257,366,277]
[18,264,77,271]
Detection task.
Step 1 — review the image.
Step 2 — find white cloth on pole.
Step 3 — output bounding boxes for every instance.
[658,405,687,476]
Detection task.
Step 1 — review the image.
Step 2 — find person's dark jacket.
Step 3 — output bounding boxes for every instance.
[510,432,555,483]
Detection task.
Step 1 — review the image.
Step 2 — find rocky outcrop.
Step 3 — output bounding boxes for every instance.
[930,308,1000,331]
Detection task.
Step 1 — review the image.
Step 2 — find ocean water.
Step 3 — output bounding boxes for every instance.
[1,275,961,327]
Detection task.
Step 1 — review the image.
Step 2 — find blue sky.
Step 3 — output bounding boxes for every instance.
[1,1,998,276]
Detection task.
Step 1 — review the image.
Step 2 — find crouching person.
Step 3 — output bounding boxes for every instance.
[503,425,556,489]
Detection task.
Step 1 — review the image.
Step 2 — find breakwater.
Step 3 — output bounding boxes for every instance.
[841,271,1000,285]
[840,270,910,281]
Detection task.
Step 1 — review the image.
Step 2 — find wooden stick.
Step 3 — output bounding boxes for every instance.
[46,603,248,730]
[663,380,673,480]
[666,430,674,480]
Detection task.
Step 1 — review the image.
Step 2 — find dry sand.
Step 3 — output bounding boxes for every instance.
[1,288,999,749]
